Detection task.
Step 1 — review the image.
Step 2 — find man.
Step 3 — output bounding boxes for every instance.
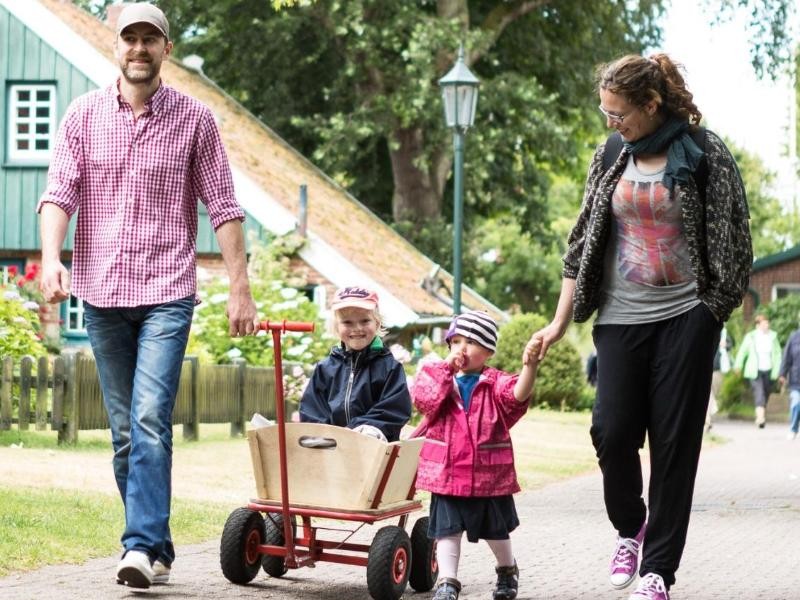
[779,316,800,440]
[38,3,258,589]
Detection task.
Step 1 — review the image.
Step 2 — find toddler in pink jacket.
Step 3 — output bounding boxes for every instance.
[412,310,540,600]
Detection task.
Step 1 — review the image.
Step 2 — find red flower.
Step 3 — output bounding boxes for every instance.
[24,263,39,280]
[7,265,18,277]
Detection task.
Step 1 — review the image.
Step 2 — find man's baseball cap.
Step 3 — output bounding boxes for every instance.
[116,2,170,40]
[331,287,379,311]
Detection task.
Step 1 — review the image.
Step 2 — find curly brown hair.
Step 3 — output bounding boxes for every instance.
[596,53,702,125]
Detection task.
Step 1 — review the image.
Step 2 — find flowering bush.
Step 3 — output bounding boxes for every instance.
[0,282,47,360]
[187,234,334,368]
[12,264,45,305]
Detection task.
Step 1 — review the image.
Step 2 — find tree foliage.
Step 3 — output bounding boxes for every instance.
[707,0,797,79]
[726,138,800,260]
[158,0,665,230]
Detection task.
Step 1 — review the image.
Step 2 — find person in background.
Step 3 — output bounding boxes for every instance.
[299,286,411,442]
[778,317,800,439]
[706,327,733,432]
[735,314,781,428]
[528,53,751,600]
[413,310,540,600]
[38,3,258,589]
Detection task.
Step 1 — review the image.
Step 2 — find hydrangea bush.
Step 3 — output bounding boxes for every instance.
[187,233,334,368]
[0,281,47,360]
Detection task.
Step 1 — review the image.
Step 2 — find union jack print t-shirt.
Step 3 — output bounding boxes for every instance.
[596,155,700,325]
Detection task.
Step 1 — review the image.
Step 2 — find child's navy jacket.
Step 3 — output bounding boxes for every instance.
[299,338,412,442]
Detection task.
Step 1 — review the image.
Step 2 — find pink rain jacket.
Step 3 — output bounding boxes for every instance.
[412,360,529,497]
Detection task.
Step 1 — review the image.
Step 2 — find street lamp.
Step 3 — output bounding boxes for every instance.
[439,46,479,315]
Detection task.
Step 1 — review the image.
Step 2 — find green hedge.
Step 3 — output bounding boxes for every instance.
[493,313,588,410]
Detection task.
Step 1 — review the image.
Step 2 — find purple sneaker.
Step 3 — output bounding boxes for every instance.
[628,573,669,600]
[609,522,645,589]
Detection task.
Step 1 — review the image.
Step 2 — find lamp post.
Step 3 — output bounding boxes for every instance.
[439,46,479,315]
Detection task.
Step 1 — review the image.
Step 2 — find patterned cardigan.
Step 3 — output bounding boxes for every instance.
[563,129,753,323]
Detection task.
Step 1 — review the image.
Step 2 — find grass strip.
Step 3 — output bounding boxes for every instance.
[0,487,231,578]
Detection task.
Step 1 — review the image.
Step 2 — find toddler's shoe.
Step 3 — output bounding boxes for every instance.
[115,550,154,589]
[609,521,645,589]
[432,577,460,600]
[628,572,670,600]
[493,562,519,600]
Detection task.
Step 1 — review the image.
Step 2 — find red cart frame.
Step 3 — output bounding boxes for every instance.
[220,320,437,600]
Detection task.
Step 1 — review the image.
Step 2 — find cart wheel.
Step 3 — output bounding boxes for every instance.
[262,514,290,577]
[366,526,411,600]
[409,517,438,592]
[220,507,265,584]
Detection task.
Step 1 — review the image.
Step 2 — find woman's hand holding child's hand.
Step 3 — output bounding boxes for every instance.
[523,338,542,367]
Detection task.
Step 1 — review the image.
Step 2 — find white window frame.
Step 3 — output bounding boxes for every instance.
[312,285,327,313]
[1,265,18,286]
[772,283,800,301]
[7,83,57,163]
[64,295,87,335]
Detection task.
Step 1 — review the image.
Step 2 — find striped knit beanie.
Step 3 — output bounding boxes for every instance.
[445,310,498,353]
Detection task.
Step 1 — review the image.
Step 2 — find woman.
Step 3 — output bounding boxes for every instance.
[734,314,781,428]
[530,54,751,600]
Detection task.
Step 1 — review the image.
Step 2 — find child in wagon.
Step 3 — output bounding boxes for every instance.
[299,286,412,442]
[412,310,540,600]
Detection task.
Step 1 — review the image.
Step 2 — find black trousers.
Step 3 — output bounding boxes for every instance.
[591,303,721,588]
[750,370,772,408]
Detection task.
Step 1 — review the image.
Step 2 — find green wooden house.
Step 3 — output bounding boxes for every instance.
[1,0,505,347]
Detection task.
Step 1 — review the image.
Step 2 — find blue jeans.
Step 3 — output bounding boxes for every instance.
[790,389,800,434]
[84,296,194,565]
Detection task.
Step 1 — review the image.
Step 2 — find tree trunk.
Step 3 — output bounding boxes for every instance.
[437,0,469,26]
[390,127,450,222]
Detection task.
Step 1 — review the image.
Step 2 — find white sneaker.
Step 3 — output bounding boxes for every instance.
[153,560,171,584]
[787,431,797,441]
[116,550,154,589]
[628,572,669,599]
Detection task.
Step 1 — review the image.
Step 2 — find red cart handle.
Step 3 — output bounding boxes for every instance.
[259,320,315,333]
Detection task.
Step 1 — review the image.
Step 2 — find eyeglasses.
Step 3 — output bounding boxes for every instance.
[598,105,631,124]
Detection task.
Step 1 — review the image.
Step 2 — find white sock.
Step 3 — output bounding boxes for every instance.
[486,538,515,568]
[436,534,462,579]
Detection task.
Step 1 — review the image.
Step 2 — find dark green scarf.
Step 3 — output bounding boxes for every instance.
[623,117,704,190]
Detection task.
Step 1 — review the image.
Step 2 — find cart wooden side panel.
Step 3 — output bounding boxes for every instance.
[248,423,424,511]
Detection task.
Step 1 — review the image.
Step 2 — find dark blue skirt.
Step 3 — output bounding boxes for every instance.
[427,493,519,543]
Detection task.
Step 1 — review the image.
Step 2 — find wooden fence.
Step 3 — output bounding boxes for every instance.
[0,353,283,444]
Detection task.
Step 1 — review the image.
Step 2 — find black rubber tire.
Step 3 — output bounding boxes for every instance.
[409,517,438,592]
[262,514,289,577]
[366,526,411,600]
[220,507,265,584]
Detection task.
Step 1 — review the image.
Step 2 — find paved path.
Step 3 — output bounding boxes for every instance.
[2,418,799,599]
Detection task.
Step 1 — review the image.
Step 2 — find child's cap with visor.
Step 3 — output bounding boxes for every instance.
[331,286,379,311]
[445,310,498,353]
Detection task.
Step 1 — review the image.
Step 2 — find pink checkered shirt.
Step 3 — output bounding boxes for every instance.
[38,81,245,307]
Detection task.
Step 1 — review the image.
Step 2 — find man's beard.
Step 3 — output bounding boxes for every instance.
[121,60,158,84]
